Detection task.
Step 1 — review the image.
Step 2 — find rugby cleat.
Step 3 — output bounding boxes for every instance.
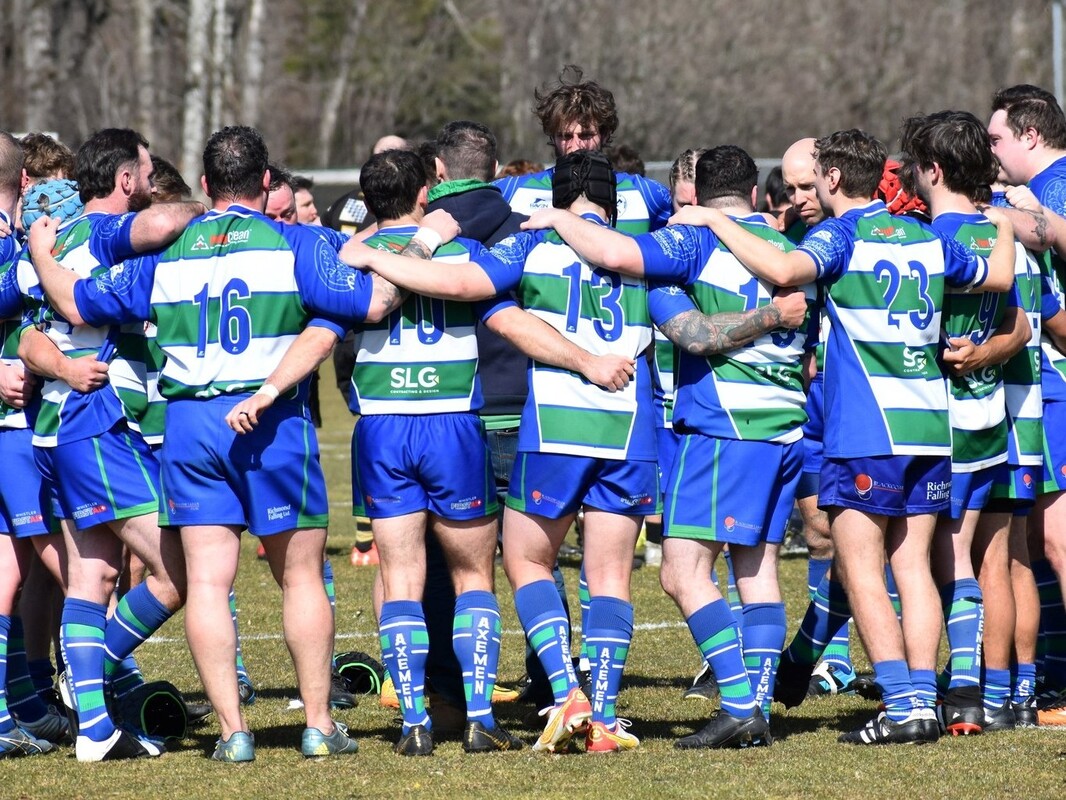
[771,654,816,709]
[683,662,720,701]
[1013,696,1039,728]
[533,687,592,753]
[211,730,255,763]
[76,728,162,762]
[0,725,55,759]
[302,722,359,757]
[839,709,938,745]
[938,686,984,736]
[675,709,770,750]
[329,670,357,710]
[586,719,639,753]
[462,720,523,753]
[17,707,71,743]
[982,700,1017,733]
[395,723,433,756]
[808,662,857,696]
[238,677,256,706]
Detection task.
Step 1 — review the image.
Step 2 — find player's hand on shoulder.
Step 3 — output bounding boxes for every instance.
[420,208,461,244]
[521,208,562,231]
[772,287,808,329]
[1003,185,1042,214]
[668,205,719,229]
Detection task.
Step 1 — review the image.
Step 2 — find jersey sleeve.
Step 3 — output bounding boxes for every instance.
[75,253,157,326]
[312,225,351,250]
[486,232,537,293]
[797,219,853,284]
[492,176,519,203]
[0,240,23,320]
[88,212,138,268]
[635,225,707,284]
[941,234,988,290]
[1042,269,1063,320]
[289,227,374,324]
[1038,173,1066,219]
[640,176,674,231]
[647,281,696,328]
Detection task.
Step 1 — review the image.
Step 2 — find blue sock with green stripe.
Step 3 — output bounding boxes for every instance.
[103,584,172,697]
[785,572,850,665]
[0,616,14,733]
[686,599,757,718]
[808,559,853,674]
[742,603,787,719]
[586,596,633,728]
[875,659,917,722]
[515,580,578,705]
[577,564,591,670]
[452,590,501,727]
[886,564,902,619]
[322,558,336,615]
[61,598,113,742]
[941,579,983,691]
[379,600,431,733]
[6,616,49,723]
[983,668,1011,711]
[722,550,743,619]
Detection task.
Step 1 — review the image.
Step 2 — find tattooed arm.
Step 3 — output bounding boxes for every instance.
[658,290,807,356]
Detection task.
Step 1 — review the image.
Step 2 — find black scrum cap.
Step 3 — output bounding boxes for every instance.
[552,150,617,225]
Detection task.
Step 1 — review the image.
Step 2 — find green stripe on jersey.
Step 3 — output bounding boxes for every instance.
[519,272,650,327]
[832,271,945,312]
[153,294,306,349]
[352,360,477,402]
[883,409,951,448]
[952,420,1007,467]
[852,341,940,380]
[537,406,633,450]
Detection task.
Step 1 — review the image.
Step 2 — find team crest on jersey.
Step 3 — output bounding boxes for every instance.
[616,194,628,216]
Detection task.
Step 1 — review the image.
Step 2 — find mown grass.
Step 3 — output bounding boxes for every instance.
[4,361,1065,799]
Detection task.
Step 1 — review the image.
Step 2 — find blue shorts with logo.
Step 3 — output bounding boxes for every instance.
[1039,401,1066,495]
[506,452,659,519]
[35,422,159,531]
[989,463,1038,514]
[161,397,328,535]
[948,463,1009,519]
[0,427,57,538]
[663,434,802,546]
[353,413,497,521]
[819,454,951,516]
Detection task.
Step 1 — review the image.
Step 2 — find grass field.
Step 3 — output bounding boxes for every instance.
[5,360,1065,800]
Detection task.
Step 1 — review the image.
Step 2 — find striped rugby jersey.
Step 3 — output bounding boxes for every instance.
[798,200,987,458]
[75,205,374,401]
[640,216,813,443]
[487,218,655,460]
[348,225,492,415]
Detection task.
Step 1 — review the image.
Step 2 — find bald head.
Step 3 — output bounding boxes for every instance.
[373,135,410,155]
[781,137,823,225]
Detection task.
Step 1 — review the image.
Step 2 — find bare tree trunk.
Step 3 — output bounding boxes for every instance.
[209,0,228,133]
[315,0,369,167]
[134,0,156,142]
[181,0,212,183]
[23,1,56,132]
[240,0,266,126]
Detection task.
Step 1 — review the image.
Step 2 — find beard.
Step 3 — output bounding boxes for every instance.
[128,187,153,212]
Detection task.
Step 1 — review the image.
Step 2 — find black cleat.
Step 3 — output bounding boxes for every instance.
[462,720,523,753]
[982,699,1016,733]
[771,655,815,709]
[185,701,213,726]
[839,710,938,745]
[683,663,719,701]
[675,710,770,750]
[395,724,434,756]
[938,686,984,736]
[851,675,882,701]
[330,670,357,710]
[1013,696,1039,728]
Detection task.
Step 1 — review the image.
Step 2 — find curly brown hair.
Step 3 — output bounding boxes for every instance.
[533,65,619,147]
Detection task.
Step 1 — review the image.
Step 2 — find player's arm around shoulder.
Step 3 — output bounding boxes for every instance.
[129,200,205,253]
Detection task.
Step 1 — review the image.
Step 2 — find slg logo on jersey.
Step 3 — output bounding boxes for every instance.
[902,347,927,373]
[390,367,439,390]
[854,473,873,499]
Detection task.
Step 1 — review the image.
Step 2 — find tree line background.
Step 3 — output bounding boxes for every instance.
[1,0,1057,183]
